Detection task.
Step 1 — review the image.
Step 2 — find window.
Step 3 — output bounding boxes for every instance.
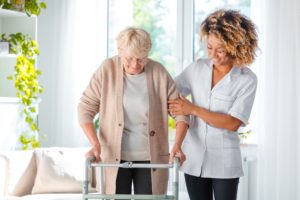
[108,0,178,76]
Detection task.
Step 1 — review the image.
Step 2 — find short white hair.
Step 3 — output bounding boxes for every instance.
[116,27,152,58]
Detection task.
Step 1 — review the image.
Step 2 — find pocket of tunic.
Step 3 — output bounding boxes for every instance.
[214,93,236,101]
[211,93,236,113]
[223,131,240,148]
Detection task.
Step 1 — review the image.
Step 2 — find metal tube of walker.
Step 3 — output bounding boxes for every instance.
[84,156,180,200]
[173,157,179,200]
[83,156,95,200]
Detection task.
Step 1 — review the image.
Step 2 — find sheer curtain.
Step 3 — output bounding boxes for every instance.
[252,0,300,199]
[38,0,107,147]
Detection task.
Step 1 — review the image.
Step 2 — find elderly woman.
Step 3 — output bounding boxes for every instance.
[78,27,188,195]
[168,10,258,200]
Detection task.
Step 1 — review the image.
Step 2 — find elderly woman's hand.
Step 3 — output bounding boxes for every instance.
[85,143,101,163]
[169,143,186,166]
[168,94,194,116]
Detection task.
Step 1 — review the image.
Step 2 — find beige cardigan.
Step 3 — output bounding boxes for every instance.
[78,56,188,194]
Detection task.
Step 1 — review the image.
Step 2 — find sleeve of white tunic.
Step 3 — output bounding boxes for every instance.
[174,63,195,96]
[228,71,257,125]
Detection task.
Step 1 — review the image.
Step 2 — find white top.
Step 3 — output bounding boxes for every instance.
[121,72,150,161]
[176,59,257,178]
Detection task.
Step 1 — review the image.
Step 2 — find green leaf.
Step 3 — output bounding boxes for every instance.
[32,140,41,148]
[39,87,44,93]
[31,40,38,46]
[23,108,28,115]
[7,75,13,80]
[25,116,33,123]
[31,124,37,131]
[29,107,36,113]
[22,145,29,150]
[11,48,18,54]
[34,48,39,55]
[40,2,47,9]
[20,135,27,144]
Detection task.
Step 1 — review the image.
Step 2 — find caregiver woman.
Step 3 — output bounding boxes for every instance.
[168,9,258,200]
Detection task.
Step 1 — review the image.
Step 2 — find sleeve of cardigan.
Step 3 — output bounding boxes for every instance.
[166,73,189,125]
[77,64,103,125]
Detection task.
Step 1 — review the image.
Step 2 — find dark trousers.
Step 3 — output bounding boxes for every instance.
[116,160,152,195]
[185,173,239,200]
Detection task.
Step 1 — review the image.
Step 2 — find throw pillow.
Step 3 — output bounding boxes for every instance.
[0,150,36,196]
[31,147,94,194]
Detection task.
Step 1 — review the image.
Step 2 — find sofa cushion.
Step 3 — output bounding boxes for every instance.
[0,150,36,197]
[31,147,95,194]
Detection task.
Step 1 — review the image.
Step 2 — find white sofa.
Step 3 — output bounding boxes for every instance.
[0,147,96,200]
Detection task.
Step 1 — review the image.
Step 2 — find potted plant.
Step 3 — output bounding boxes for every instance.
[0,0,46,16]
[2,32,43,149]
[24,0,46,16]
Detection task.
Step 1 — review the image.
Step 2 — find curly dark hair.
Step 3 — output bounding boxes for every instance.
[200,9,258,67]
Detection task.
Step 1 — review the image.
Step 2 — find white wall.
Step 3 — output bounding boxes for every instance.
[37,0,58,147]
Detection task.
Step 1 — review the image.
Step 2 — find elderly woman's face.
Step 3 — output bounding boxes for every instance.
[121,52,149,75]
[207,34,232,67]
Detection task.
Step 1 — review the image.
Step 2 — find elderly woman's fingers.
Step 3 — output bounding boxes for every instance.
[85,146,101,163]
[168,105,184,116]
[168,99,180,104]
[170,103,181,109]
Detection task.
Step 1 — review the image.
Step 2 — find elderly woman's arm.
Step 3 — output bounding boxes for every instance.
[78,66,103,162]
[81,123,101,162]
[166,72,189,165]
[169,121,188,165]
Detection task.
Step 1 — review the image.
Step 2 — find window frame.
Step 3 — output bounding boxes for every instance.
[176,0,195,73]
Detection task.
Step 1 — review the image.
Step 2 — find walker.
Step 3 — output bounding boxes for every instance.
[83,156,180,200]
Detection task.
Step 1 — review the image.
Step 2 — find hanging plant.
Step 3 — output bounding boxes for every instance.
[1,32,43,149]
[0,0,46,16]
[24,0,46,16]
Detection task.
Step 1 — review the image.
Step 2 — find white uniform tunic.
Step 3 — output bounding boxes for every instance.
[176,59,257,178]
